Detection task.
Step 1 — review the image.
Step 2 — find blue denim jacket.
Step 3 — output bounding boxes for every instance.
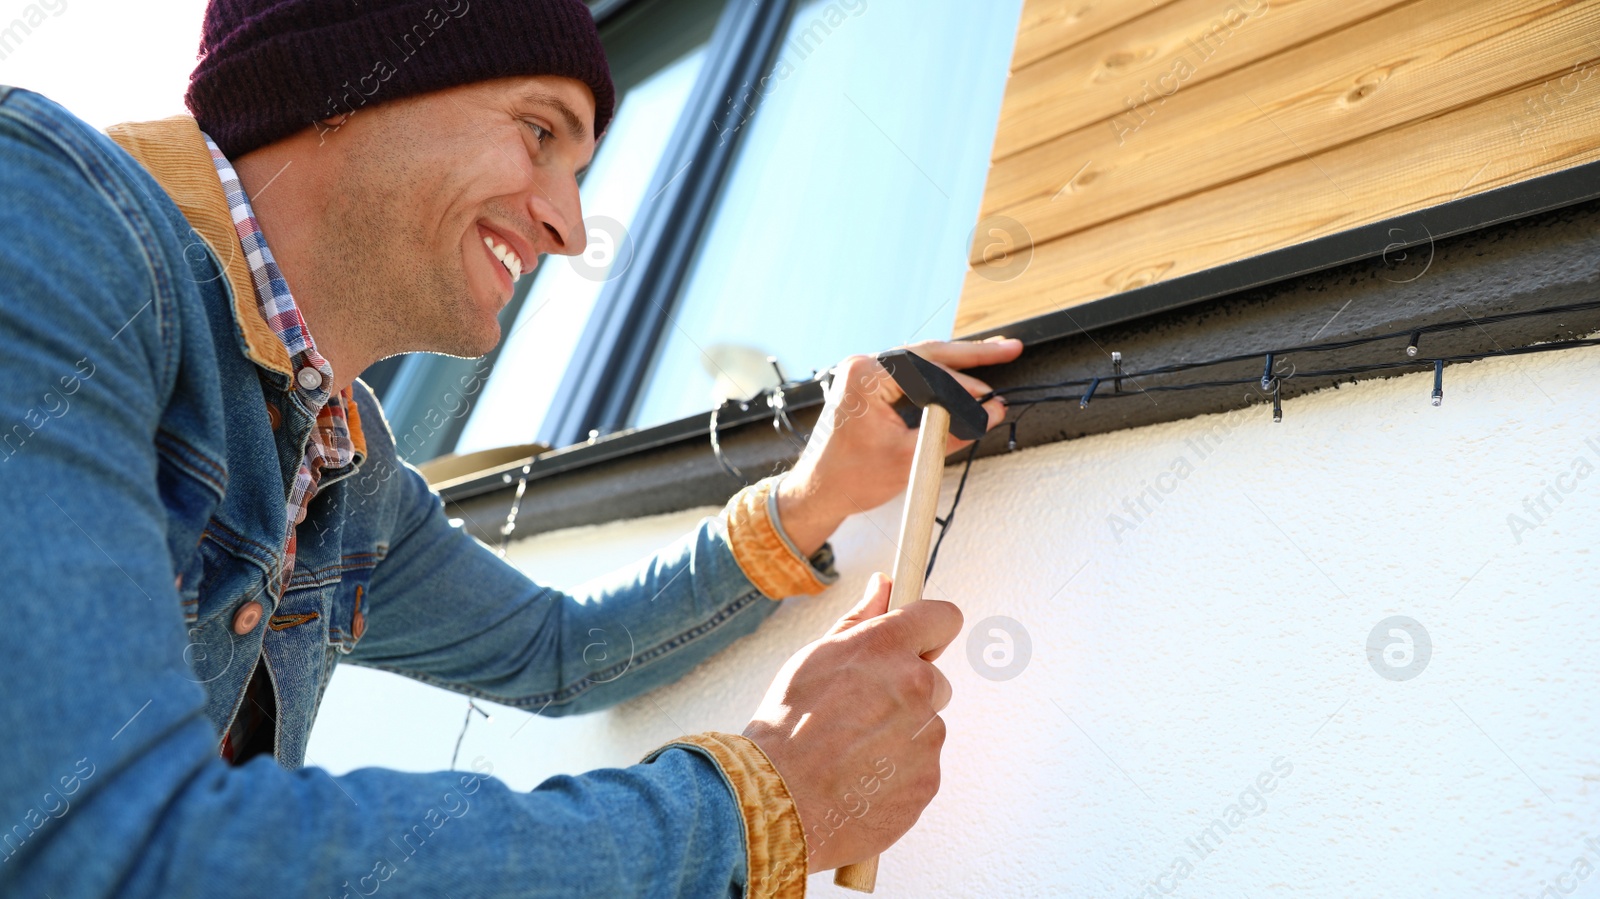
[0,87,820,897]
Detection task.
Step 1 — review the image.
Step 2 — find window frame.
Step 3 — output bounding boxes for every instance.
[539,0,801,448]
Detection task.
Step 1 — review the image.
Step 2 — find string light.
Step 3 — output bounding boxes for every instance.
[693,298,1598,581]
[496,461,534,557]
[922,297,1600,578]
[990,337,1600,405]
[990,298,1600,397]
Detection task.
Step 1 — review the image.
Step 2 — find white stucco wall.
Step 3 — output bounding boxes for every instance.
[309,344,1600,898]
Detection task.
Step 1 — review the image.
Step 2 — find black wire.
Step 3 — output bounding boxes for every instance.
[727,297,1600,582]
[991,298,1600,399]
[924,440,980,582]
[921,305,1600,580]
[450,700,488,770]
[992,337,1600,402]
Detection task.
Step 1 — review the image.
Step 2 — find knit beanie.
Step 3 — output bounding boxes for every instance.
[186,0,615,159]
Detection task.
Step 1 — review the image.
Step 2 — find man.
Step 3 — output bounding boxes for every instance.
[0,0,1022,894]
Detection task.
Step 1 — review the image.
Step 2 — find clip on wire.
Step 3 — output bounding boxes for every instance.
[497,461,535,557]
[709,401,747,483]
[1261,353,1276,391]
[1407,331,1422,357]
[766,356,807,451]
[1003,401,1036,452]
[1432,359,1444,406]
[1272,378,1283,423]
[1112,351,1124,394]
[713,357,815,483]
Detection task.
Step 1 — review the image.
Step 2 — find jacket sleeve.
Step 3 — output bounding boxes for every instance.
[347,450,837,716]
[0,87,787,898]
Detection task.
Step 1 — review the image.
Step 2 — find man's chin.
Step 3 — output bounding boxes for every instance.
[429,326,501,360]
[385,279,505,360]
[420,288,505,359]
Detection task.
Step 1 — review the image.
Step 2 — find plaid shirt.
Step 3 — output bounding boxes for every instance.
[204,134,354,589]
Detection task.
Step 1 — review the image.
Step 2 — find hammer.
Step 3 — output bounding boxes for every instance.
[833,349,990,893]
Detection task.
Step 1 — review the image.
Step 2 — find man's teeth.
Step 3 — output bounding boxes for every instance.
[483,236,523,281]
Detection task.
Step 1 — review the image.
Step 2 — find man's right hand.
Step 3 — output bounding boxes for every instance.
[743,573,961,873]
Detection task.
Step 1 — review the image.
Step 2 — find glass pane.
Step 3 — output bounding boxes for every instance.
[455,46,707,454]
[630,0,1025,428]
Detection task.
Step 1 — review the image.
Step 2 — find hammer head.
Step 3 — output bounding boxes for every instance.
[877,349,990,441]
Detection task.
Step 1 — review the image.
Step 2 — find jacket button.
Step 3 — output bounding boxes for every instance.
[265,403,282,430]
[232,601,263,635]
[352,585,366,641]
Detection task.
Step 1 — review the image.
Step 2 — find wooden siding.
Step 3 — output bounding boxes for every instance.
[956,0,1600,337]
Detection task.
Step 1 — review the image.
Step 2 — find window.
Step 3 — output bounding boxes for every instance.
[630,0,1024,427]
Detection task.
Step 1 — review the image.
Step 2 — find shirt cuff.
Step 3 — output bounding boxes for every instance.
[722,474,839,600]
[645,732,809,898]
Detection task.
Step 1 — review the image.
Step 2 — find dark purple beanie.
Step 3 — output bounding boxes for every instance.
[186,0,615,159]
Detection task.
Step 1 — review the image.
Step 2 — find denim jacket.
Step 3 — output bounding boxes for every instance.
[0,88,828,897]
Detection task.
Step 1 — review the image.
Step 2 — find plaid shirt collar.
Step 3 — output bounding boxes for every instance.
[203,133,354,578]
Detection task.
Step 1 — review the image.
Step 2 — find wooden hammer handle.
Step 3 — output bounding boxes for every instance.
[833,403,952,893]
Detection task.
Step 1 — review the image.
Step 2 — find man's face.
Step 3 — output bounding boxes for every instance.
[315,75,597,360]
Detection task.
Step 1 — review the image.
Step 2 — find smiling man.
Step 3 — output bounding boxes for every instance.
[0,0,1021,896]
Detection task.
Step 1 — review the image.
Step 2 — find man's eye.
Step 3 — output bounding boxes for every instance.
[524,120,551,143]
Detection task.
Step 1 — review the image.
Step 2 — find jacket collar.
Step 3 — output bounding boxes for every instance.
[104,115,367,460]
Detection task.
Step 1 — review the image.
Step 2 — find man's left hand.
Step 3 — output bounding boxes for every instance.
[775,337,1024,557]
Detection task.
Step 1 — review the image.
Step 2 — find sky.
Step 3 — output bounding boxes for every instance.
[0,0,209,129]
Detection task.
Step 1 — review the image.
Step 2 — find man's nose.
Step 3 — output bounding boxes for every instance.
[550,216,586,258]
[532,181,586,257]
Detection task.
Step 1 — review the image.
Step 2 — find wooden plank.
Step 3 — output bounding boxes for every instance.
[973,0,1600,265]
[1012,0,1184,71]
[995,0,1415,161]
[954,64,1600,336]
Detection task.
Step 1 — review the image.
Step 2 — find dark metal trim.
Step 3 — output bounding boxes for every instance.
[444,380,826,502]
[541,0,800,448]
[959,158,1600,344]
